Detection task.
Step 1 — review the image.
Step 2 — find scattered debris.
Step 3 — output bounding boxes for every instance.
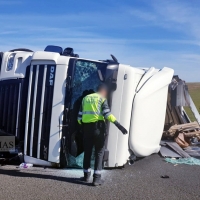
[161,175,169,178]
[160,141,190,158]
[175,133,189,148]
[161,122,200,164]
[165,157,200,166]
[18,163,33,169]
[163,122,200,138]
[184,146,200,159]
[160,145,181,158]
[162,77,200,167]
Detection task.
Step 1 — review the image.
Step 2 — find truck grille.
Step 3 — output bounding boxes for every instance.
[24,65,56,160]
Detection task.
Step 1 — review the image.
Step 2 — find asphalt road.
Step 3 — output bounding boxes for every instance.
[0,154,200,200]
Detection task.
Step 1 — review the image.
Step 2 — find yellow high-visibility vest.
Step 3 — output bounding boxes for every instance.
[78,93,116,124]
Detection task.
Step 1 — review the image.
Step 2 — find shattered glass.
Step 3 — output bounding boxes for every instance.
[70,60,107,108]
[67,149,95,169]
[165,157,200,166]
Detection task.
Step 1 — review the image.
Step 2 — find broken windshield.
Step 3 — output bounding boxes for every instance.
[70,59,107,108]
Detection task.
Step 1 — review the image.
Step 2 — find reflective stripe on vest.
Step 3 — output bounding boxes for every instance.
[82,111,102,116]
[81,93,105,123]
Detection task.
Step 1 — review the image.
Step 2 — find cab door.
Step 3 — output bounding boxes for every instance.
[63,59,107,157]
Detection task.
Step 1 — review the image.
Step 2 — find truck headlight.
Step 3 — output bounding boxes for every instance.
[7,53,16,71]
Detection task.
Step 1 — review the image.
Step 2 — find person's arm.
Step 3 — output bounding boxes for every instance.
[102,100,127,134]
[102,100,116,123]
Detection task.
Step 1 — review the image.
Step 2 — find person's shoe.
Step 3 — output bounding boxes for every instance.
[92,174,103,186]
[80,172,91,182]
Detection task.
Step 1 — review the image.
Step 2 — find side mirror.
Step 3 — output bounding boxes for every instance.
[44,45,63,55]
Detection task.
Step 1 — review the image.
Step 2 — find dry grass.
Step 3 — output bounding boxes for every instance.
[184,82,200,121]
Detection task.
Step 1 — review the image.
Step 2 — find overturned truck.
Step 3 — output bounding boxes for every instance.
[0,46,174,167]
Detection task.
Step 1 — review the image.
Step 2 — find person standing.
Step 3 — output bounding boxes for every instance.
[78,84,127,186]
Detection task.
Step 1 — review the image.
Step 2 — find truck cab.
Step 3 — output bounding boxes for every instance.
[21,49,174,167]
[0,46,174,167]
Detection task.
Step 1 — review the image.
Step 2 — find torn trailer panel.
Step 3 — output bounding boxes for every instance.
[161,76,200,160]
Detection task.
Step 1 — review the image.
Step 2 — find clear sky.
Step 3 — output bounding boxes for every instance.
[0,0,199,82]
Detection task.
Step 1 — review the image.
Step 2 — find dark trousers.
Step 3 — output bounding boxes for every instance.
[83,122,106,173]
